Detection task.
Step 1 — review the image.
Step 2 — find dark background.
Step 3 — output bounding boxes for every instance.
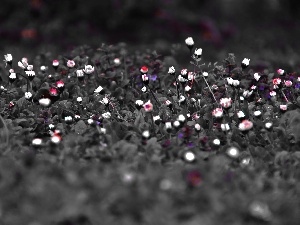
[1,0,300,69]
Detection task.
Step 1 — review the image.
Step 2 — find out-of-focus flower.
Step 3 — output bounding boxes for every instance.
[185,85,192,92]
[238,119,253,131]
[184,151,196,162]
[114,58,121,66]
[25,70,36,81]
[241,58,250,69]
[277,69,285,76]
[49,87,59,96]
[178,75,188,83]
[273,78,281,87]
[194,123,201,132]
[40,65,48,72]
[213,138,221,145]
[83,65,94,74]
[265,122,273,129]
[64,116,73,124]
[185,37,194,49]
[142,130,150,139]
[227,77,233,85]
[178,95,186,104]
[100,97,109,106]
[77,97,83,103]
[220,97,232,108]
[253,110,262,117]
[27,65,33,71]
[67,60,75,68]
[212,108,223,118]
[143,100,153,112]
[188,72,194,80]
[284,80,293,87]
[254,73,261,81]
[226,146,240,158]
[165,121,172,132]
[32,138,42,146]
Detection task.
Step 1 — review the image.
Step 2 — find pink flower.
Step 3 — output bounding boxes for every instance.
[67,60,75,68]
[238,119,253,131]
[52,59,59,67]
[143,100,153,112]
[140,66,148,74]
[272,78,281,85]
[220,97,232,108]
[181,69,188,76]
[284,80,293,87]
[280,105,287,111]
[277,69,285,75]
[212,108,223,118]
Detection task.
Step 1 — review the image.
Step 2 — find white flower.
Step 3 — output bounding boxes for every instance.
[221,123,230,131]
[226,146,240,158]
[164,100,172,106]
[213,139,221,145]
[237,110,245,118]
[241,58,250,68]
[227,77,233,85]
[265,122,273,129]
[87,118,94,125]
[18,61,27,69]
[142,130,150,139]
[100,128,106,134]
[178,95,186,104]
[194,123,201,131]
[194,48,202,57]
[49,124,55,130]
[40,65,48,71]
[202,72,208,77]
[27,65,34,71]
[9,73,16,79]
[114,58,121,65]
[232,79,240,87]
[77,97,83,102]
[83,65,95,74]
[25,70,35,77]
[177,114,186,123]
[94,85,104,93]
[188,72,194,80]
[4,54,12,62]
[165,122,172,130]
[253,110,262,117]
[76,69,84,77]
[64,116,73,122]
[269,91,276,96]
[153,115,161,122]
[254,73,261,81]
[32,138,42,146]
[101,97,109,105]
[185,37,194,47]
[243,90,253,98]
[39,98,51,107]
[141,86,147,92]
[24,92,33,99]
[168,66,175,75]
[184,151,196,162]
[102,112,111,119]
[178,75,188,83]
[185,85,192,92]
[135,99,144,106]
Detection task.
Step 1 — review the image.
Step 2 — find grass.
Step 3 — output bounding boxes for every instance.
[0,40,299,225]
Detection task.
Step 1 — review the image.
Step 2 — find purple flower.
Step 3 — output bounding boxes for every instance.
[149,74,157,81]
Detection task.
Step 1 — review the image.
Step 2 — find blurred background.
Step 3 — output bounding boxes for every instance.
[1,0,300,70]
